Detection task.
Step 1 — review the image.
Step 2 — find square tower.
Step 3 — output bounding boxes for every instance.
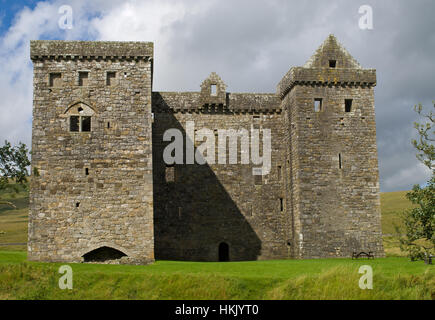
[278,35,384,258]
[29,41,154,264]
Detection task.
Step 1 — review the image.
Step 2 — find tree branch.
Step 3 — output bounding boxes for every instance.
[0,200,17,209]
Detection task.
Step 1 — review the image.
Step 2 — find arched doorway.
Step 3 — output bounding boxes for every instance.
[218,242,230,262]
[82,246,127,262]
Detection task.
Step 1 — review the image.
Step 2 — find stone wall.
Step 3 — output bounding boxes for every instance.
[279,35,384,258]
[28,41,155,264]
[152,90,291,261]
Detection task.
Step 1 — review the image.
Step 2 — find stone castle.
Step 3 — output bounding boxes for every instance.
[28,35,384,264]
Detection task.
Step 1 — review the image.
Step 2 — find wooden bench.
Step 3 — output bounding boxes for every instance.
[424,253,434,265]
[352,251,375,260]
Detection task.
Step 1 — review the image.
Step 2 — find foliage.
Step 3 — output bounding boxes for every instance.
[0,141,30,209]
[399,102,435,262]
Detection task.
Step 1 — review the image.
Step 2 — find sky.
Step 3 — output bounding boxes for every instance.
[0,0,433,192]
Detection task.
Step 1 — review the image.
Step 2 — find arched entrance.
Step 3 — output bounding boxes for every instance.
[218,242,230,262]
[82,246,127,262]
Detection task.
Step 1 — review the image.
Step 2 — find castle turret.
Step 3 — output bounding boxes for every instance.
[279,35,384,258]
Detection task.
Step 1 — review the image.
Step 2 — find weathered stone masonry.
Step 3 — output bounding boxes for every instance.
[29,35,384,264]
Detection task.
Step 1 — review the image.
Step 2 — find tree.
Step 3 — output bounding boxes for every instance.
[398,102,435,263]
[0,140,30,209]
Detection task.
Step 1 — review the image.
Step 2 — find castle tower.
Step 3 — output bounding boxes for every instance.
[278,35,384,258]
[29,41,155,264]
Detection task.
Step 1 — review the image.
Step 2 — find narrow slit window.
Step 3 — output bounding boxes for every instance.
[339,153,343,169]
[280,198,284,212]
[277,166,282,181]
[314,98,322,112]
[78,72,89,86]
[345,99,353,113]
[165,165,175,183]
[85,168,89,176]
[178,207,182,219]
[254,174,262,186]
[106,72,116,86]
[329,60,337,68]
[107,122,111,129]
[211,84,217,96]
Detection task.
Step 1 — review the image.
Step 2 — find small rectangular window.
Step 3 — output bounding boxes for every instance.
[329,60,337,68]
[106,72,116,86]
[49,73,61,87]
[78,71,89,86]
[314,98,322,112]
[165,165,175,183]
[85,168,89,176]
[345,99,353,112]
[81,116,91,132]
[70,116,79,132]
[254,174,262,186]
[211,84,217,96]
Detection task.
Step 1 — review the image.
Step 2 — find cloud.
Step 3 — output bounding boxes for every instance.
[0,0,433,192]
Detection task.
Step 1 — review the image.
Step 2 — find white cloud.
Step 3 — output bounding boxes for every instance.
[382,162,431,191]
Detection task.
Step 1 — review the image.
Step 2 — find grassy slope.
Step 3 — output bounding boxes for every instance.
[0,251,434,300]
[0,184,28,251]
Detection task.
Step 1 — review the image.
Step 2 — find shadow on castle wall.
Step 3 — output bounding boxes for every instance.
[152,101,262,262]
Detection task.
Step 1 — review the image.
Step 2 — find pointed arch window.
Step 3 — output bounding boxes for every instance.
[66,103,95,132]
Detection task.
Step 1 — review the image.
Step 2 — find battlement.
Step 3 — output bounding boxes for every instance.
[30,40,153,61]
[277,67,377,99]
[152,92,281,114]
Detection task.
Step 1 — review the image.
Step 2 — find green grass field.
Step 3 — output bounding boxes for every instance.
[0,251,434,300]
[0,186,433,300]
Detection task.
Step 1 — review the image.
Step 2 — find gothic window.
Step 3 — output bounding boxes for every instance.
[65,102,95,132]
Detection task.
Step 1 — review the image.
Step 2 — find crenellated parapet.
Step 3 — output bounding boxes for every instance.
[30,40,153,62]
[152,91,281,114]
[277,67,377,99]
